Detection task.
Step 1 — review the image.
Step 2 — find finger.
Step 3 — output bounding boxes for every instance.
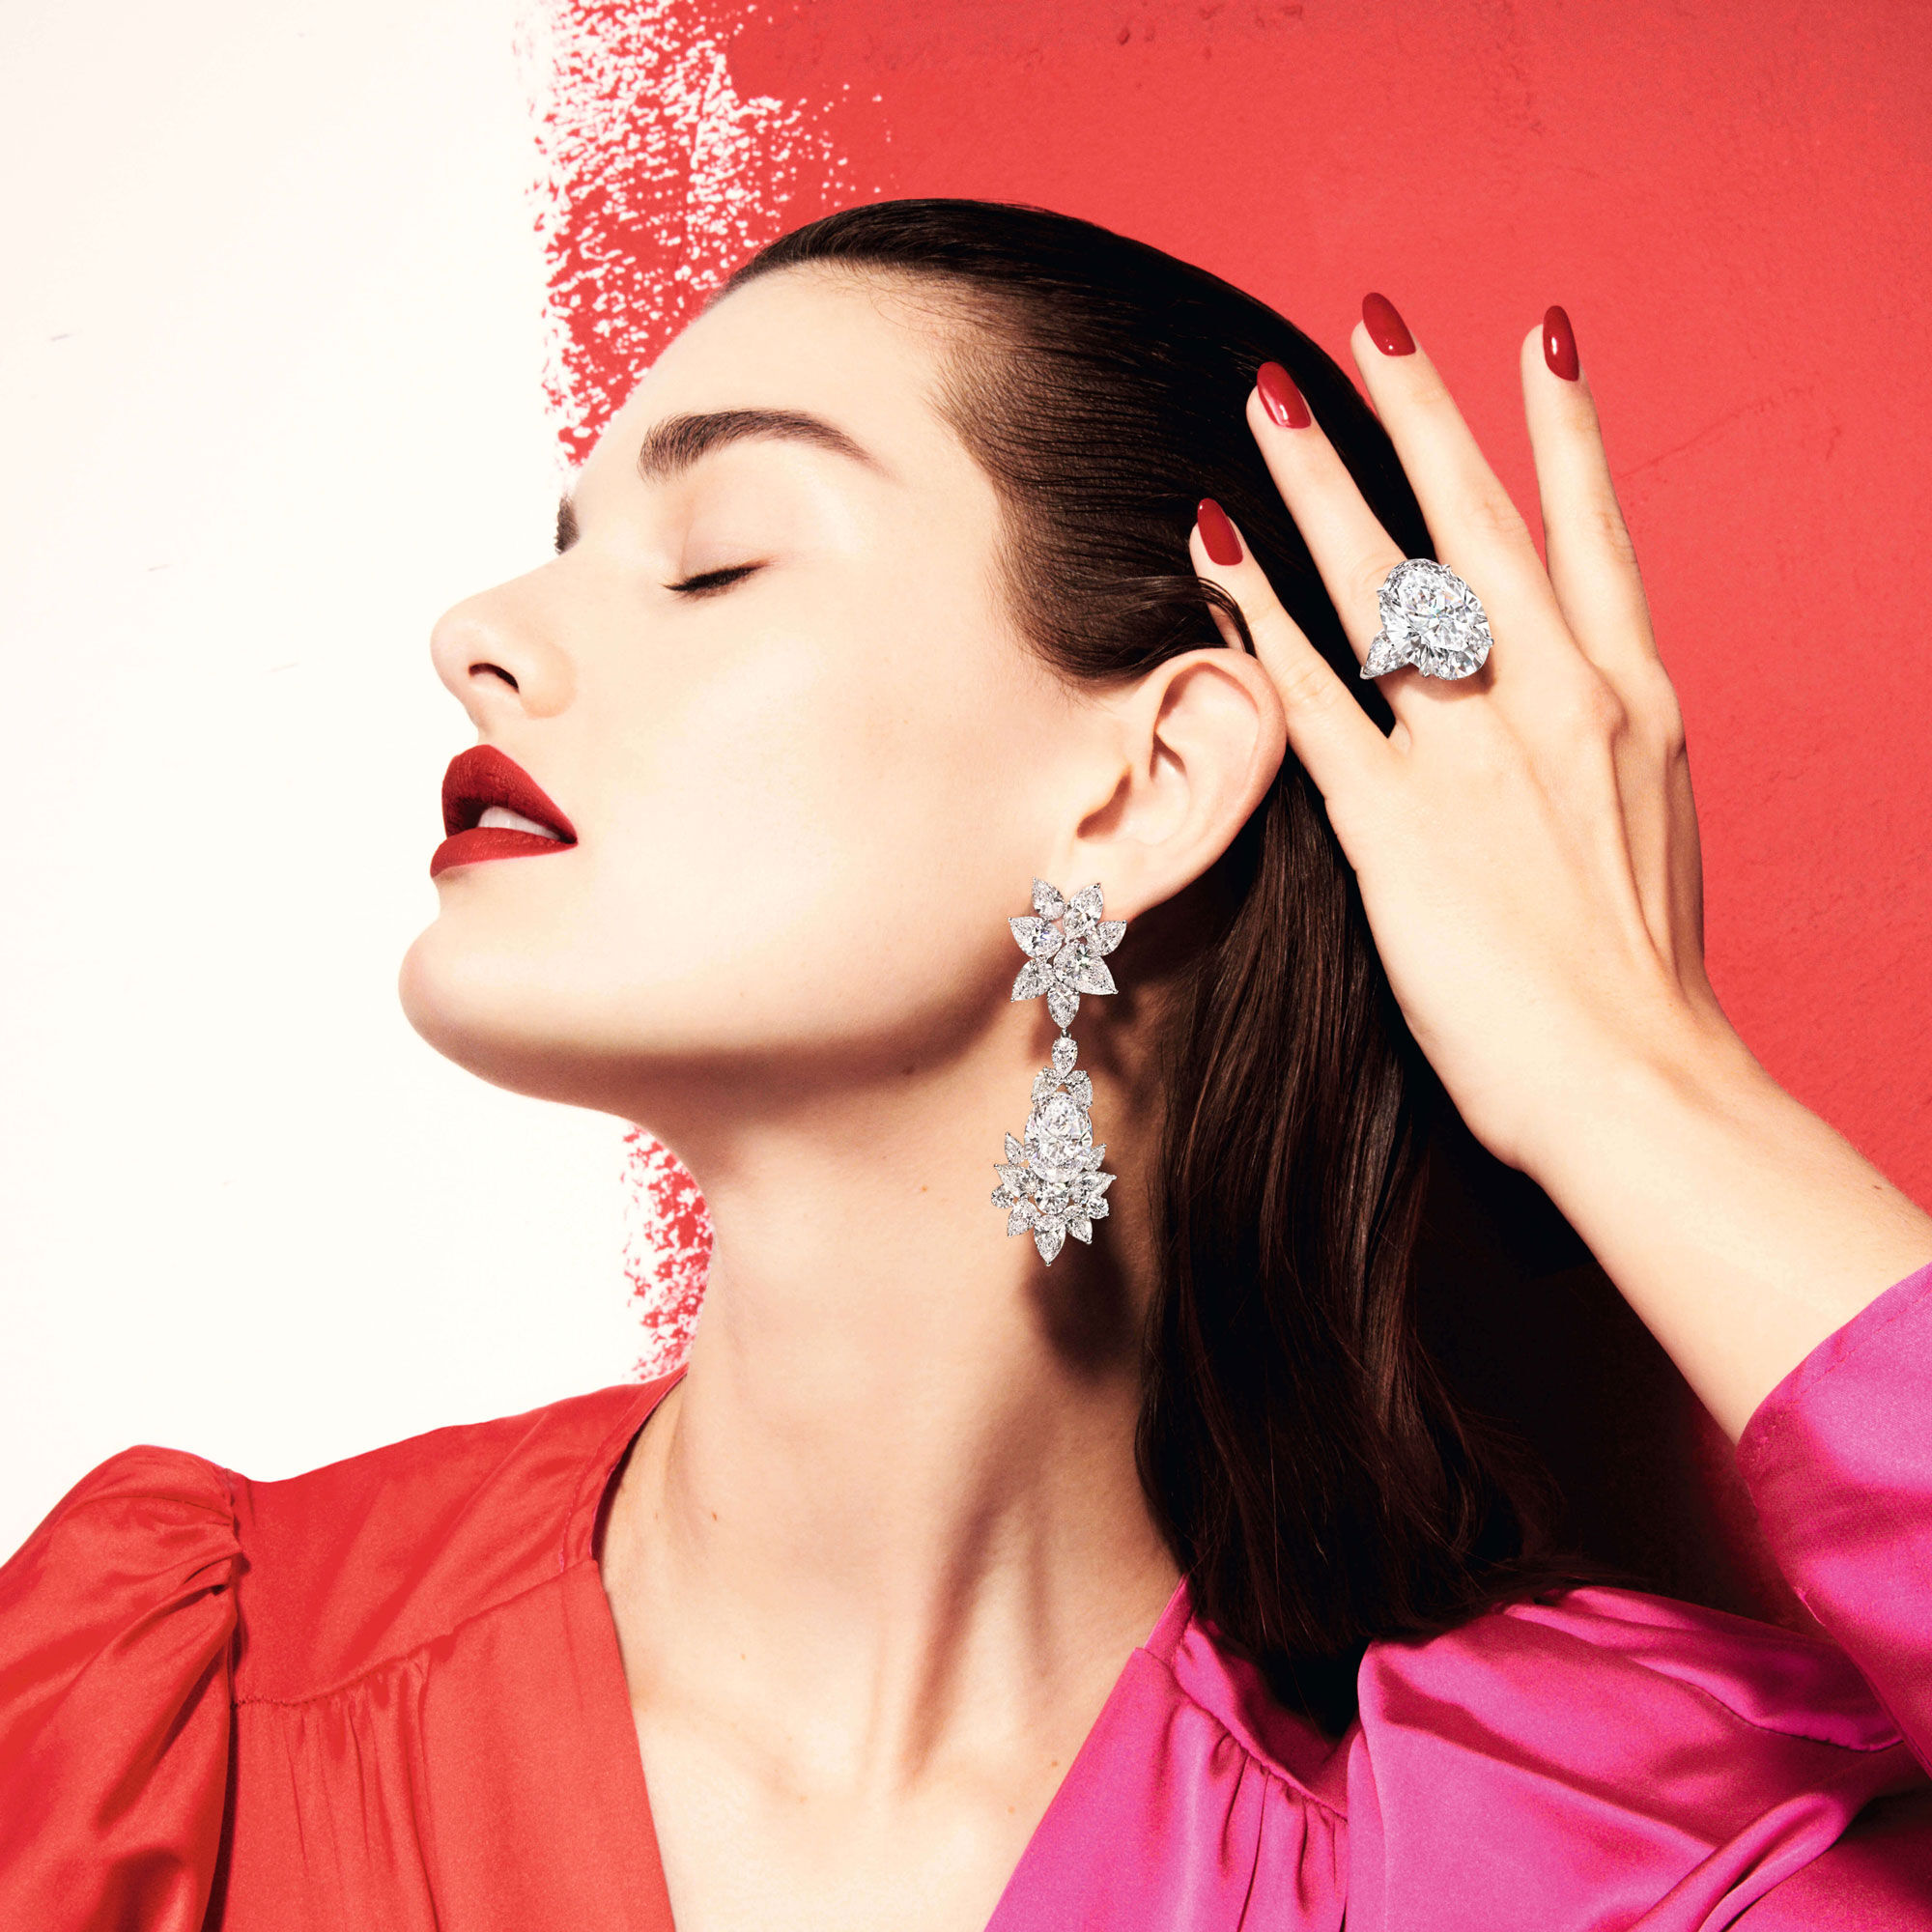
[1190,498,1398,816]
[1350,295,1580,684]
[1243,372,1495,733]
[1241,366,1406,669]
[1519,312,1662,678]
[1520,312,1702,973]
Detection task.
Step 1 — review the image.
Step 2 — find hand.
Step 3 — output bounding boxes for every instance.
[1189,298,1931,1435]
[1188,298,1735,1181]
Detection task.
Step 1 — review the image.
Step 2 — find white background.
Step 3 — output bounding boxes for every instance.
[1,0,645,1556]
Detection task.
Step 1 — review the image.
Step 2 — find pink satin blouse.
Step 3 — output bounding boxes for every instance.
[4,1261,1930,1928]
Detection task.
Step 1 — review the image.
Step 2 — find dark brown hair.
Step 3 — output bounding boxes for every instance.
[723,198,1577,1733]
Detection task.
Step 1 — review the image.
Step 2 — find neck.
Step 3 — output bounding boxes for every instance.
[601,1016,1180,1778]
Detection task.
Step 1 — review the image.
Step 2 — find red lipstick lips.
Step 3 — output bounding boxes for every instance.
[431,745,579,880]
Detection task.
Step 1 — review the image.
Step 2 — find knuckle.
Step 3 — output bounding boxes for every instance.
[1463,489,1532,551]
[1275,650,1342,715]
[1404,368,1455,413]
[1550,669,1627,744]
[1583,498,1639,569]
[1621,662,1687,755]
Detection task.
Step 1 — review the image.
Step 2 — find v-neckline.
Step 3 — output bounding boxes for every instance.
[564,1369,1194,1932]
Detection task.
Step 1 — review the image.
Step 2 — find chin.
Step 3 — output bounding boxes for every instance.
[397,922,596,1107]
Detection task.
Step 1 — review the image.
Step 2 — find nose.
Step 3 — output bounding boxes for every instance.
[428,567,577,725]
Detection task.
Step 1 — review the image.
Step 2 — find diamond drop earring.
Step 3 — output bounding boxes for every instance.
[989,878,1125,1265]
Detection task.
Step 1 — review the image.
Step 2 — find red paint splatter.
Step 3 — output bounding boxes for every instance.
[518,0,876,461]
[621,1127,714,1377]
[521,0,875,1365]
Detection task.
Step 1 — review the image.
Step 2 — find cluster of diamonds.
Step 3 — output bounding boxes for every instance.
[1360,558,1493,681]
[991,879,1124,1266]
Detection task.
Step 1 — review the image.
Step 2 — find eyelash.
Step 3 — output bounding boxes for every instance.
[668,563,760,598]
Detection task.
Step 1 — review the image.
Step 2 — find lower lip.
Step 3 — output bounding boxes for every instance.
[430,828,576,879]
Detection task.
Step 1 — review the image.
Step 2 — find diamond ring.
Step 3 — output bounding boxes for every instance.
[1359,559,1493,680]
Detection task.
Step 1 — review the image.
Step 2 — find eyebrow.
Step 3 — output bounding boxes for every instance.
[555,407,889,554]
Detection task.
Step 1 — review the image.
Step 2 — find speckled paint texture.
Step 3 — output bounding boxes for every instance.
[519,0,875,461]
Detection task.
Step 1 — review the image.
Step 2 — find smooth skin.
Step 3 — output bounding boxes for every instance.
[402,268,1930,1932]
[405,267,1277,1932]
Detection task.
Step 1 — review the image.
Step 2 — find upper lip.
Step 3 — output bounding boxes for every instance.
[440,745,578,842]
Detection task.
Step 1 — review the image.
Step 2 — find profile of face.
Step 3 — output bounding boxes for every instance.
[398,266,1283,1156]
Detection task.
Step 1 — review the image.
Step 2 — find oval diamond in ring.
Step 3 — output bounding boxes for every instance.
[1359,559,1493,680]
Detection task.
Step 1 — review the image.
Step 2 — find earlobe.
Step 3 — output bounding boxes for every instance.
[1072,648,1287,920]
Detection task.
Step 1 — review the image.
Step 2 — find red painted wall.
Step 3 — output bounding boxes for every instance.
[557,0,1932,1202]
[543,0,1931,1604]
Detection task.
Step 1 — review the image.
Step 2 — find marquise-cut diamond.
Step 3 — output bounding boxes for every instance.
[1361,558,1492,681]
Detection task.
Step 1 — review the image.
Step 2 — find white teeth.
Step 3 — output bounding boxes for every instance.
[477,805,563,840]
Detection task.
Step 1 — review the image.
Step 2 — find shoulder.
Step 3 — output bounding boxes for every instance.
[0,1446,243,1918]
[227,1379,667,1699]
[1363,1582,1904,1755]
[1,1441,242,1655]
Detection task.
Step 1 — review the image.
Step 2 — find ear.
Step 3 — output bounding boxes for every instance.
[1062,647,1288,922]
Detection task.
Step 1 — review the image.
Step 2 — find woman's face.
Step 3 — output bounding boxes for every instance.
[399,268,1101,1120]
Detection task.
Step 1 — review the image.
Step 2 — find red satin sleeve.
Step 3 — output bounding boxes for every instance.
[1738,1258,1932,1773]
[0,1445,241,1932]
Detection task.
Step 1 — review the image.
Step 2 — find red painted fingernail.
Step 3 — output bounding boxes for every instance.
[1362,292,1415,356]
[1543,304,1578,381]
[1196,497,1243,566]
[1256,361,1312,428]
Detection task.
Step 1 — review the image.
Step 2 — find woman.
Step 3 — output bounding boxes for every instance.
[3,198,1928,1929]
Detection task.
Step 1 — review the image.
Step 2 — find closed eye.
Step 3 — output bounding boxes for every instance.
[668,563,761,598]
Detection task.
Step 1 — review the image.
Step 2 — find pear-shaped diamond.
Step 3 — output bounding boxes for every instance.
[1032,878,1066,921]
[1011,957,1053,1002]
[1073,954,1116,997]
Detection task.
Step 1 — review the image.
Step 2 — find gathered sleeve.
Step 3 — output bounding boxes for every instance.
[1737,1257,1932,1771]
[0,1446,241,1932]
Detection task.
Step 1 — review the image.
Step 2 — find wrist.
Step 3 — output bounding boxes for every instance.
[1511,1001,1771,1205]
